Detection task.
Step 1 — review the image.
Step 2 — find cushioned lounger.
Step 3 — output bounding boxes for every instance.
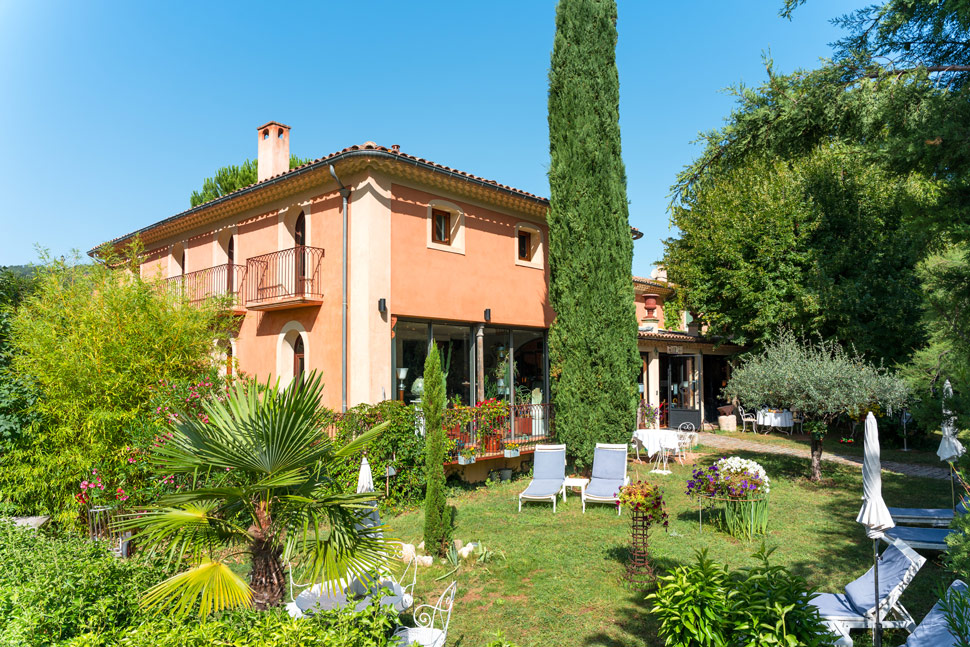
[582,444,629,515]
[903,580,968,646]
[810,539,925,646]
[889,499,967,527]
[518,445,566,512]
[884,525,955,551]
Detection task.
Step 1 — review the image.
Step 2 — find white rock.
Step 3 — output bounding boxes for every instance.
[416,555,434,568]
[458,544,475,559]
[399,543,416,563]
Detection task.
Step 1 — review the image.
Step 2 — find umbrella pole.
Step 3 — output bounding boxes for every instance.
[952,464,957,511]
[873,538,882,647]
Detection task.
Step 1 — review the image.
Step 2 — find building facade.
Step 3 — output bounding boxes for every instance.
[96,123,737,426]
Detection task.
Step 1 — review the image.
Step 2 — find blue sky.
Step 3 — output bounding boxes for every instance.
[0,1,866,275]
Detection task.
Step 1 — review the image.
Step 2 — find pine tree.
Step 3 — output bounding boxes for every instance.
[547,0,640,469]
[421,343,450,556]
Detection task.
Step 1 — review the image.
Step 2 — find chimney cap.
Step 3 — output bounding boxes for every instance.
[257,121,291,131]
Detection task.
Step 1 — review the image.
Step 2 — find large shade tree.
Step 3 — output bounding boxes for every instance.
[547,0,640,469]
[122,372,390,614]
[725,330,909,481]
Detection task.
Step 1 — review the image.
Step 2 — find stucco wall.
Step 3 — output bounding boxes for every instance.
[390,183,553,328]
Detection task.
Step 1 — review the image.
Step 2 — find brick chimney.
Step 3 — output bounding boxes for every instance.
[257,122,291,182]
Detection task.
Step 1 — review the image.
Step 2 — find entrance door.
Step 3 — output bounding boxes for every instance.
[661,354,701,429]
[294,212,306,296]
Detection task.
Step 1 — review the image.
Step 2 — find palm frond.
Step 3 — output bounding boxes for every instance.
[114,502,250,565]
[141,558,251,618]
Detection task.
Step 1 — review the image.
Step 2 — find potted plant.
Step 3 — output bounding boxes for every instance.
[617,481,668,587]
[458,447,477,465]
[504,441,520,458]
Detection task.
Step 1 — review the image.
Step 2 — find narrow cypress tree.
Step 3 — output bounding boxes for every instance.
[547,0,640,469]
[421,343,450,556]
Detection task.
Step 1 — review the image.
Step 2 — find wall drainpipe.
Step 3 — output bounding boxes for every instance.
[330,164,351,412]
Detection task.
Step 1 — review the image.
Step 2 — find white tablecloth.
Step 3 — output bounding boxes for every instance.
[633,429,679,458]
[757,409,793,429]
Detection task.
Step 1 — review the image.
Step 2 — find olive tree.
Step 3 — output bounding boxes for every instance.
[725,330,909,481]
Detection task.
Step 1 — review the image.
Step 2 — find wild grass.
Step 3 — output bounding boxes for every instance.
[388,448,956,647]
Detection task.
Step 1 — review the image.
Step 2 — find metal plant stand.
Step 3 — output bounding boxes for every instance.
[627,510,655,588]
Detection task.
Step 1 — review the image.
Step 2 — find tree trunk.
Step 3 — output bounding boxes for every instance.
[249,504,285,609]
[810,436,823,482]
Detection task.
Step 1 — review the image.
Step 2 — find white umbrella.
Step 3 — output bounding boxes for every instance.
[938,380,964,462]
[856,412,893,647]
[356,456,375,494]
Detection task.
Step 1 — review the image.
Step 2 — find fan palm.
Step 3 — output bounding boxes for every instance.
[117,371,391,615]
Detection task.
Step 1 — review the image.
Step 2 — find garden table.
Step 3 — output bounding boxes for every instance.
[756,409,793,434]
[562,476,589,501]
[632,429,679,474]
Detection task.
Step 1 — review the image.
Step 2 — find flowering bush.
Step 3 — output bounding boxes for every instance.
[504,441,520,451]
[687,457,771,540]
[618,481,669,527]
[686,457,770,500]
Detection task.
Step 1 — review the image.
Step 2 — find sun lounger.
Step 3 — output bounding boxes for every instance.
[889,499,967,527]
[903,579,967,646]
[582,443,630,514]
[810,538,925,646]
[518,444,566,512]
[884,525,956,551]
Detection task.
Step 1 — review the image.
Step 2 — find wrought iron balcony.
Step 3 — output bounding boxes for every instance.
[245,246,325,310]
[165,264,246,307]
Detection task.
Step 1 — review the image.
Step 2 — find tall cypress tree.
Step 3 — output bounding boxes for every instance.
[421,343,450,556]
[547,0,639,469]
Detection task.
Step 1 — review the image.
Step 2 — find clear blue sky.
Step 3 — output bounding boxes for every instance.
[0,0,867,275]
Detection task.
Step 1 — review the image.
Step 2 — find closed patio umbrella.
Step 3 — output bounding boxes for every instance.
[357,455,375,494]
[937,379,964,510]
[856,412,894,647]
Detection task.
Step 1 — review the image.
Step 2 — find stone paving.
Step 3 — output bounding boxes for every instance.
[696,432,951,480]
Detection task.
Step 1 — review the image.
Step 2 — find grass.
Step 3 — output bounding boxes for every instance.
[717,427,950,467]
[387,448,958,647]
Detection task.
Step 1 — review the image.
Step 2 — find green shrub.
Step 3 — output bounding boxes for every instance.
[66,603,399,647]
[330,400,425,510]
[0,522,172,646]
[648,546,834,647]
[1,248,234,521]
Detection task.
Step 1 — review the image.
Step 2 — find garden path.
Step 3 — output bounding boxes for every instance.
[697,432,951,480]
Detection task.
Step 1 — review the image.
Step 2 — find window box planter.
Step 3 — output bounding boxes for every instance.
[458,455,477,465]
[504,449,520,458]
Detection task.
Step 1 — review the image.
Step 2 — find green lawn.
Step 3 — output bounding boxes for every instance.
[387,448,957,647]
[718,428,949,467]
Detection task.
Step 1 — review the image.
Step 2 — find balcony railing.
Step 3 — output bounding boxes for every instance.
[245,246,325,310]
[166,264,246,305]
[443,403,555,464]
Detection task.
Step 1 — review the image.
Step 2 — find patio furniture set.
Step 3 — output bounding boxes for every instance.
[738,405,804,434]
[630,425,698,474]
[518,443,631,514]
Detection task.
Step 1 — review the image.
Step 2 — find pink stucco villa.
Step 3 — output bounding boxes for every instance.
[94,122,736,433]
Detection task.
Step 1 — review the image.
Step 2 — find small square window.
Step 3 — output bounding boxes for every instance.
[518,231,532,261]
[432,209,451,245]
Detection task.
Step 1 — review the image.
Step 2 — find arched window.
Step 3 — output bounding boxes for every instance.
[294,211,306,247]
[293,335,305,384]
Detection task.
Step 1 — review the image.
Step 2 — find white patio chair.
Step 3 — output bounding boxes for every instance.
[675,423,697,465]
[518,444,566,512]
[582,443,630,514]
[738,405,757,433]
[393,580,457,647]
[352,554,417,614]
[810,539,925,646]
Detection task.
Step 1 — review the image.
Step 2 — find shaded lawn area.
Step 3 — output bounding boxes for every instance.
[718,428,951,467]
[388,449,957,647]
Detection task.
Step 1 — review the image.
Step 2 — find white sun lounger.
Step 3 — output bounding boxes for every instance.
[582,443,630,515]
[810,538,926,647]
[903,579,968,646]
[518,444,566,512]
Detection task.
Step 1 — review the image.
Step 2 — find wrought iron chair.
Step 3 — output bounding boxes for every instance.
[393,580,457,647]
[675,422,697,465]
[738,405,757,433]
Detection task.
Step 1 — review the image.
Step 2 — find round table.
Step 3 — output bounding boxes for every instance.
[756,409,793,433]
[632,428,679,458]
